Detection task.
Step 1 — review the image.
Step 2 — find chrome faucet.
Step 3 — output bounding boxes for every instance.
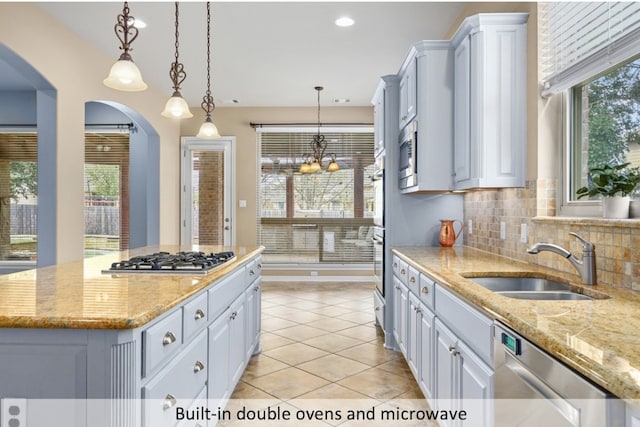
[527,232,597,286]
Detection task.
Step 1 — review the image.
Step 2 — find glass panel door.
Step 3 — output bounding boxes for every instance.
[181,138,234,247]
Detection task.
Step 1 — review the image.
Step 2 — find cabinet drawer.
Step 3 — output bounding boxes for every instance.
[407,265,420,295]
[208,268,245,321]
[246,256,262,284]
[373,290,384,326]
[143,330,208,427]
[183,292,208,341]
[392,255,401,277]
[398,259,409,285]
[143,309,183,377]
[418,274,435,310]
[435,284,492,365]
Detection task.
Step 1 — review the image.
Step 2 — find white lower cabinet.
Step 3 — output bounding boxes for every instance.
[392,276,409,356]
[208,306,232,407]
[391,255,493,427]
[435,319,493,427]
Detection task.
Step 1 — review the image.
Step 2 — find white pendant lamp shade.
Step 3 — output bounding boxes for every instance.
[197,119,220,139]
[161,94,193,119]
[103,59,148,91]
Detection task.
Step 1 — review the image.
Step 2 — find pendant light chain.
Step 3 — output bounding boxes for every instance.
[168,1,187,94]
[201,1,215,118]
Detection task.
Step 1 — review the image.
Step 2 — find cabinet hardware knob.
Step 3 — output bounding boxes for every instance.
[254,286,259,292]
[194,309,205,320]
[416,308,421,314]
[257,263,262,269]
[162,331,177,346]
[448,345,459,356]
[249,269,255,276]
[193,361,205,373]
[410,277,416,283]
[230,311,237,320]
[400,269,406,275]
[421,286,429,294]
[163,394,177,410]
[375,306,380,311]
[393,262,398,268]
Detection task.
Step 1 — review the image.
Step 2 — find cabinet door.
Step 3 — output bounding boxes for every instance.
[407,293,420,376]
[245,278,262,360]
[399,59,417,130]
[453,35,471,185]
[459,340,493,427]
[374,90,385,153]
[434,319,457,403]
[392,277,408,355]
[417,303,435,399]
[229,295,247,387]
[208,310,231,404]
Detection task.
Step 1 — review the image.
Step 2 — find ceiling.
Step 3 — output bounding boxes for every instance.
[6,2,465,107]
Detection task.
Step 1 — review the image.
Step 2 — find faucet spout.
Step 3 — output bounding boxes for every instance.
[527,233,597,286]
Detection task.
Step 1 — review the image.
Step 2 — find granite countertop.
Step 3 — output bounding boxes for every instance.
[0,245,264,330]
[392,245,640,402]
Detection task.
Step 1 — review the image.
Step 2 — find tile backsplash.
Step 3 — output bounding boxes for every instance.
[463,180,640,290]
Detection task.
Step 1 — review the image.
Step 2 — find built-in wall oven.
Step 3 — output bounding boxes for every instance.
[372,151,384,296]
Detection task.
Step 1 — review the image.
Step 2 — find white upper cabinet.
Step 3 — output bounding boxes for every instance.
[399,41,455,193]
[452,13,528,190]
[399,58,417,130]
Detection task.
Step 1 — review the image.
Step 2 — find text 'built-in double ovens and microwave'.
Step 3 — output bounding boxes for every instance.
[398,120,417,190]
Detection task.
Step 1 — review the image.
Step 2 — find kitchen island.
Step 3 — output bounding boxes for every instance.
[0,245,263,427]
[391,245,640,424]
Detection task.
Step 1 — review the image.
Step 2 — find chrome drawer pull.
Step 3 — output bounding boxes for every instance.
[249,269,255,276]
[421,286,429,294]
[448,345,459,356]
[410,277,416,283]
[401,268,406,275]
[162,331,177,346]
[254,286,259,292]
[193,361,205,373]
[375,306,380,311]
[163,394,177,410]
[194,309,205,320]
[257,263,262,270]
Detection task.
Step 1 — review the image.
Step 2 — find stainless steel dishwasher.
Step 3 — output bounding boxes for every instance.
[493,322,624,427]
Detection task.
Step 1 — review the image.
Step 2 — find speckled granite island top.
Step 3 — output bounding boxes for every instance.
[0,245,263,330]
[392,245,640,402]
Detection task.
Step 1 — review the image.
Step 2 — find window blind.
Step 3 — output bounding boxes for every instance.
[540,1,640,96]
[256,127,375,265]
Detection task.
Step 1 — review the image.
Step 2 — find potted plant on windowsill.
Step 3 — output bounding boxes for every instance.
[576,162,640,218]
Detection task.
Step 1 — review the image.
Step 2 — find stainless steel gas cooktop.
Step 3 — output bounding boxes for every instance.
[103,251,236,275]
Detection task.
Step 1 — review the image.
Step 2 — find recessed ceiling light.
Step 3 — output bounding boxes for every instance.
[333,98,351,104]
[335,17,354,27]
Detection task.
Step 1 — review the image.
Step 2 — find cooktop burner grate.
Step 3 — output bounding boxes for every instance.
[103,251,236,275]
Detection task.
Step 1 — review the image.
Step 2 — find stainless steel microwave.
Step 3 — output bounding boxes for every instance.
[398,121,417,189]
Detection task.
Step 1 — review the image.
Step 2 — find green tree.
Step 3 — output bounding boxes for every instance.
[85,164,120,197]
[10,161,37,202]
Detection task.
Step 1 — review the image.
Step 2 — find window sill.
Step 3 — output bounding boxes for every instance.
[532,216,640,229]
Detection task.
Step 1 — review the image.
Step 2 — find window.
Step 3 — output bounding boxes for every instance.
[257,128,374,264]
[569,56,640,202]
[539,2,640,214]
[84,132,129,256]
[0,133,38,263]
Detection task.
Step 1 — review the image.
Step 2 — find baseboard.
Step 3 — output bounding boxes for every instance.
[262,275,375,282]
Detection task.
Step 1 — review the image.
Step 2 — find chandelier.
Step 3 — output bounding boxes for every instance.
[299,86,339,173]
[103,1,148,91]
[161,2,193,119]
[197,1,221,139]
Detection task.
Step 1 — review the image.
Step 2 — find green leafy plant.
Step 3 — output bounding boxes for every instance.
[576,162,640,199]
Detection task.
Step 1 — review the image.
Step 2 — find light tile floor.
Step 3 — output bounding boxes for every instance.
[220,282,435,426]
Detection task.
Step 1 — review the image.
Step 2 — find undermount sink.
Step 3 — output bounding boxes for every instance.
[466,276,608,301]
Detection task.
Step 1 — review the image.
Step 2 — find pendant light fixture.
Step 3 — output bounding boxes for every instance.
[161,2,193,119]
[197,1,221,139]
[103,1,148,91]
[299,86,340,173]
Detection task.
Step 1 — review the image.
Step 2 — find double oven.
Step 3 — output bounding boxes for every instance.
[372,151,384,296]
